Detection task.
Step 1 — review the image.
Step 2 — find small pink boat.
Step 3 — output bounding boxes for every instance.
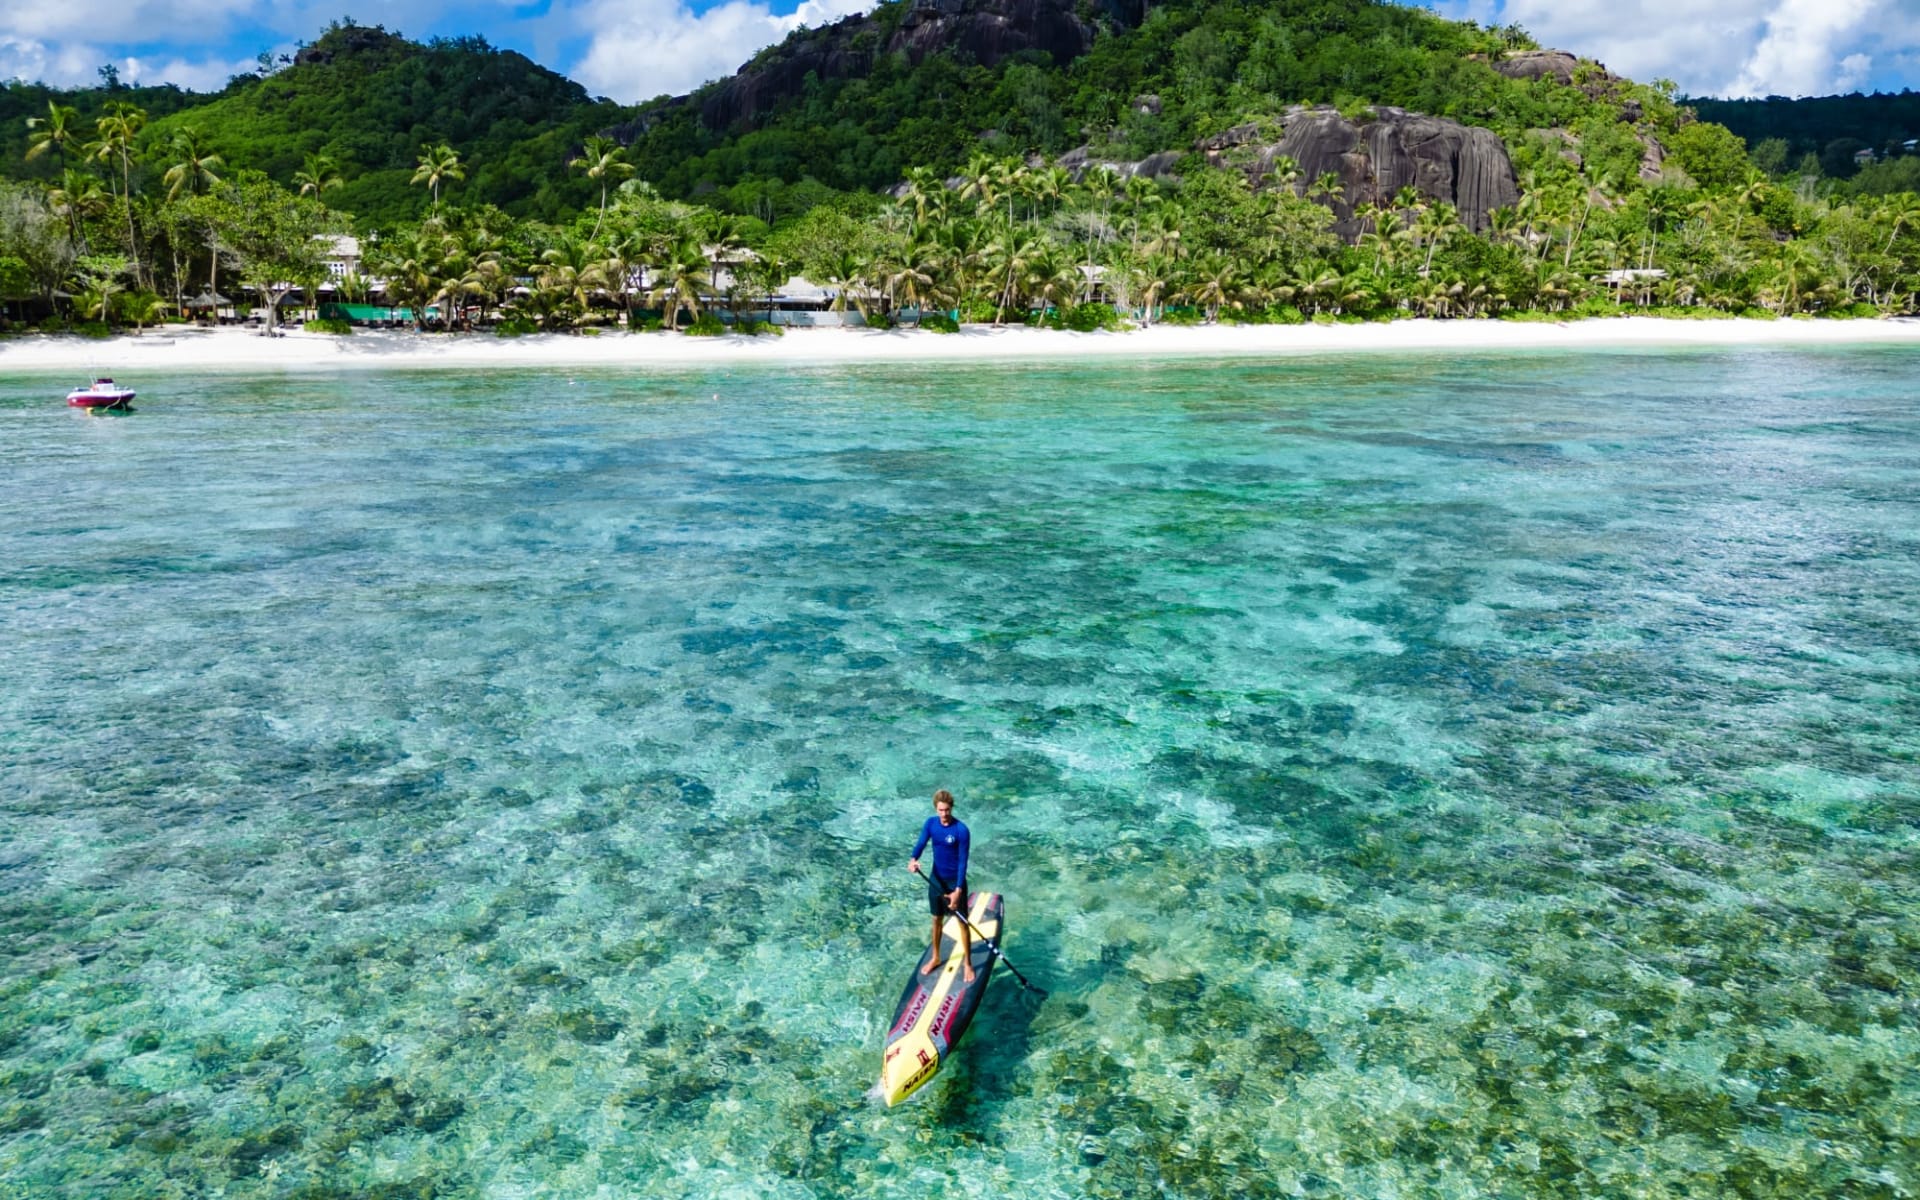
[67,378,136,410]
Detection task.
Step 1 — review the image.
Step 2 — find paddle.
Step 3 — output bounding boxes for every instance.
[915,864,1048,999]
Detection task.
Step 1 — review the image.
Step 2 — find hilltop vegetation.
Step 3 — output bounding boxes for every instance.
[618,0,1663,205]
[1690,91,1920,193]
[2,22,621,227]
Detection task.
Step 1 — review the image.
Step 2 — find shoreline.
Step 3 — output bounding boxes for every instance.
[6,316,1920,373]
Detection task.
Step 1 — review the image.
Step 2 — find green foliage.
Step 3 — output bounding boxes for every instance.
[304,316,353,334]
[918,311,960,332]
[1750,137,1791,177]
[1668,122,1752,191]
[494,316,539,337]
[684,313,728,335]
[0,254,31,299]
[1852,156,1920,197]
[1059,302,1124,331]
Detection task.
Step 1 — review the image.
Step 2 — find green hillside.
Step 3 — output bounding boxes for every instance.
[617,0,1642,204]
[1,2,1671,225]
[1,80,202,173]
[3,22,622,227]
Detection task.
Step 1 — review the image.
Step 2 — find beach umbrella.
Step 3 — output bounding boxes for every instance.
[184,291,231,308]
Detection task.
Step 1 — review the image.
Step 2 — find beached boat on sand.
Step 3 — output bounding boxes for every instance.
[67,379,136,410]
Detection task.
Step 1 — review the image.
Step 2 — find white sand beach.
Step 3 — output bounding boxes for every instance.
[7,316,1920,373]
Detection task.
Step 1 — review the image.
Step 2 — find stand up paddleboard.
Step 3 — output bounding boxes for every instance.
[879,891,1003,1105]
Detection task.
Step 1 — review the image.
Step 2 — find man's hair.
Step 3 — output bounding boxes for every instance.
[933,788,954,806]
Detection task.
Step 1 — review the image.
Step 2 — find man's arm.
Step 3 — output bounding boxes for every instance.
[954,826,970,890]
[909,819,932,866]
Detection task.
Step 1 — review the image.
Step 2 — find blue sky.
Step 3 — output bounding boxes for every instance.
[3,0,1917,103]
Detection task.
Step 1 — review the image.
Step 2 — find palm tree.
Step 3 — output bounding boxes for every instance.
[123,290,167,332]
[986,225,1045,321]
[48,168,107,251]
[1028,166,1071,226]
[87,103,146,284]
[1266,155,1302,195]
[1731,172,1769,241]
[1485,206,1521,250]
[1565,177,1615,269]
[1023,244,1079,319]
[1879,194,1920,256]
[569,135,634,241]
[823,250,876,320]
[1641,187,1684,269]
[411,143,465,213]
[1183,255,1242,323]
[1360,209,1402,273]
[1351,200,1381,239]
[647,236,710,328]
[899,166,948,231]
[294,152,344,198]
[1417,203,1461,277]
[1334,270,1375,316]
[1531,262,1578,312]
[1130,254,1176,325]
[886,237,947,325]
[161,129,223,201]
[24,102,83,168]
[955,152,994,213]
[1306,172,1345,208]
[374,222,459,331]
[537,233,609,330]
[602,226,655,330]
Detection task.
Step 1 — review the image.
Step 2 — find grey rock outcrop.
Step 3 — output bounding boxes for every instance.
[1490,50,1584,86]
[1048,106,1519,236]
[1214,105,1520,235]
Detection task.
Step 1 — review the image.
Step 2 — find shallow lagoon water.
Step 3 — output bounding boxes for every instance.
[2,350,1917,1198]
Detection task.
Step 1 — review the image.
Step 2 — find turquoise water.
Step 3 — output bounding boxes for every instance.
[2,351,1917,1199]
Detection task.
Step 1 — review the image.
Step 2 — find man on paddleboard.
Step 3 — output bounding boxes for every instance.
[908,789,973,981]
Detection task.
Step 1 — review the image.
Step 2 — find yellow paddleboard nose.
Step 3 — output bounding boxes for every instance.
[880,1035,941,1106]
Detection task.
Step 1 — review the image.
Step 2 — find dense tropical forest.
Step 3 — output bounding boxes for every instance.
[1689,91,1920,195]
[6,4,1920,336]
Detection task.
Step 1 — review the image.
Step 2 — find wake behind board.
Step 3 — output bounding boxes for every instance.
[879,891,1003,1106]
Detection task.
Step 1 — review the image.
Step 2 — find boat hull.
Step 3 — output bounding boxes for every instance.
[880,891,1001,1106]
[68,393,135,409]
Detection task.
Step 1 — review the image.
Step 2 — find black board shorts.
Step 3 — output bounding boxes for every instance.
[927,875,969,917]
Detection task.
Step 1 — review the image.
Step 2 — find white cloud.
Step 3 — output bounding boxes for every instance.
[1835,53,1873,93]
[560,0,875,103]
[4,1,256,44]
[0,34,105,87]
[1424,0,1916,97]
[1726,0,1883,97]
[122,51,269,91]
[0,28,291,90]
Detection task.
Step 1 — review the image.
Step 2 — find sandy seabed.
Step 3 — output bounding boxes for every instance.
[6,315,1920,373]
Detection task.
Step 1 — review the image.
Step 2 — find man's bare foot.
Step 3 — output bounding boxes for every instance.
[921,957,940,975]
[963,966,976,983]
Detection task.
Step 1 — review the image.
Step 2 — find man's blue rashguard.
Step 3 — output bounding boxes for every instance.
[912,815,970,912]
